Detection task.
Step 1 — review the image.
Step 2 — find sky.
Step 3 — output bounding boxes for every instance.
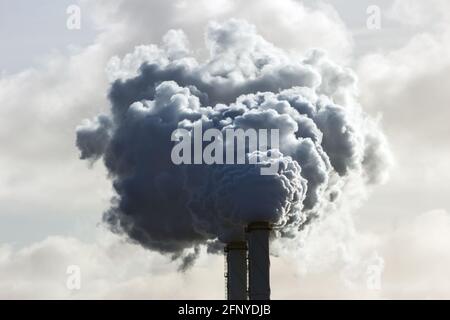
[0,0,450,299]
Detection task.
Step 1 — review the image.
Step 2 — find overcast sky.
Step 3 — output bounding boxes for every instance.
[1,0,450,299]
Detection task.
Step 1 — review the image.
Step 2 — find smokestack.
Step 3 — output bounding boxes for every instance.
[247,221,271,300]
[225,241,248,300]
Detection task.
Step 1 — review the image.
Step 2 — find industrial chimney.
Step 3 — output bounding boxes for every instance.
[225,241,248,300]
[247,221,271,300]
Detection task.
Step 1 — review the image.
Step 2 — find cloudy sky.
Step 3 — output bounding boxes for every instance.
[1,0,450,299]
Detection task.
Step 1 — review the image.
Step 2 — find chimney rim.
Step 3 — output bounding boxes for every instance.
[246,221,272,232]
[224,241,248,252]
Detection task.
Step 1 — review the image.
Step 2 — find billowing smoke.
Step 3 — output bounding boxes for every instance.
[76,19,390,264]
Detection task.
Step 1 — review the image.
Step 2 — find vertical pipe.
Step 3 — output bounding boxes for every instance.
[225,241,248,300]
[247,221,271,300]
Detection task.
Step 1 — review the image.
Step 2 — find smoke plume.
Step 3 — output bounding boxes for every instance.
[76,19,390,264]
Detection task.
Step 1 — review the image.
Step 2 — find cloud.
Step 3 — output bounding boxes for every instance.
[2,209,449,299]
[355,0,450,226]
[84,0,353,61]
[1,0,449,299]
[0,48,113,229]
[0,228,223,299]
[358,0,450,140]
[380,210,450,298]
[387,0,450,28]
[274,209,450,299]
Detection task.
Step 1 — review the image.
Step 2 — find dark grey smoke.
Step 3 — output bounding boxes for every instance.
[76,19,390,266]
